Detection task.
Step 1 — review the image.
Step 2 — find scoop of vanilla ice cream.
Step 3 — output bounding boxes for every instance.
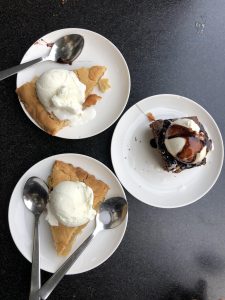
[46,181,96,227]
[165,137,186,158]
[36,69,96,124]
[171,118,200,133]
[164,118,208,164]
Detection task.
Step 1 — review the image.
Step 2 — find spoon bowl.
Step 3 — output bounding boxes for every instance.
[49,34,84,64]
[23,177,49,215]
[98,197,128,230]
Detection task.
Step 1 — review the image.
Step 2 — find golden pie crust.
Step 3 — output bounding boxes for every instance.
[16,66,106,136]
[48,160,109,256]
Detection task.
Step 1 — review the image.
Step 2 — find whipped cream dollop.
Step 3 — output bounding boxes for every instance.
[46,181,96,227]
[164,118,211,164]
[36,69,96,125]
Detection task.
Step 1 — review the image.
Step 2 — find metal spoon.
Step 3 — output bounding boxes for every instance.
[0,34,84,81]
[23,177,49,300]
[38,196,128,300]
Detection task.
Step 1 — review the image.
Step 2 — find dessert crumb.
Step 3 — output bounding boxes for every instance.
[146,112,155,121]
[34,39,54,47]
[83,94,101,108]
[98,78,111,92]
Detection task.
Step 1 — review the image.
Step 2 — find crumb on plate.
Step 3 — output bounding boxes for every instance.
[98,78,111,92]
[146,112,155,121]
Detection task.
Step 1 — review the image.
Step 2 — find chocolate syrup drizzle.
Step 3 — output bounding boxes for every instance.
[166,124,204,163]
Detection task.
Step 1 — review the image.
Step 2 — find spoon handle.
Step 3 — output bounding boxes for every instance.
[38,232,95,300]
[0,57,43,80]
[29,214,41,300]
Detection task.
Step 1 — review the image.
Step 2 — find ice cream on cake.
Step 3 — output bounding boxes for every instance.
[46,181,96,227]
[150,116,213,173]
[36,69,96,125]
[164,118,208,164]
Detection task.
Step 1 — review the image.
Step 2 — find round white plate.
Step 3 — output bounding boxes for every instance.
[17,28,130,139]
[8,154,128,274]
[111,94,224,208]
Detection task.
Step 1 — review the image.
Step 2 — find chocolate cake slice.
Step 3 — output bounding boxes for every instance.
[150,116,212,173]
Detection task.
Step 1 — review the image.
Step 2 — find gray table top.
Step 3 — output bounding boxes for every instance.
[0,1,225,299]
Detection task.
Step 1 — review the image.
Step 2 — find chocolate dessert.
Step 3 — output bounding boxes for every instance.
[150,116,213,173]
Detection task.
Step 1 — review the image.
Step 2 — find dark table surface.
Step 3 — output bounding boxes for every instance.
[1,1,225,299]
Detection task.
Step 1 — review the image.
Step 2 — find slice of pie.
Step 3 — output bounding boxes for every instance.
[16,66,106,136]
[48,160,109,256]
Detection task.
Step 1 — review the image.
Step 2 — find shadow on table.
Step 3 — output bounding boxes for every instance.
[195,251,225,274]
[163,279,207,300]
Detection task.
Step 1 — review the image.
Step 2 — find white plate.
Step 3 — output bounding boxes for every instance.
[16,28,130,139]
[8,154,128,274]
[111,94,224,208]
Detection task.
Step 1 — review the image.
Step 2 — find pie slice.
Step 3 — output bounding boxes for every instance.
[16,66,106,136]
[48,160,109,256]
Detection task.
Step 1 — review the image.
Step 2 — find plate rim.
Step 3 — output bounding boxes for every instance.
[111,93,224,208]
[8,153,128,274]
[16,28,131,139]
